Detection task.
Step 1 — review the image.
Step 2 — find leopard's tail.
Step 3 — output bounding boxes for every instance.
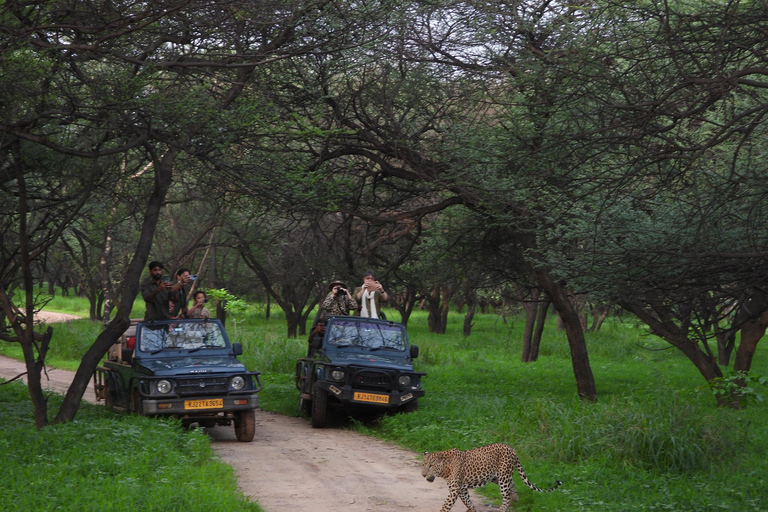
[515,459,562,492]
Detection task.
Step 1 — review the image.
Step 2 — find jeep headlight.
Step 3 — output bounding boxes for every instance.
[398,375,412,388]
[156,379,172,394]
[330,369,345,381]
[230,376,246,390]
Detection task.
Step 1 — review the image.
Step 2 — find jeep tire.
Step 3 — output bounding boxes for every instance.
[234,409,256,442]
[310,381,328,428]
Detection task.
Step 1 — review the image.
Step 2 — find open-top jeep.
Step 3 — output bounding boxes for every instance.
[93,318,262,442]
[295,315,425,428]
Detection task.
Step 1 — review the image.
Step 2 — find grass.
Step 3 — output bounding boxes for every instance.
[0,381,261,512]
[3,291,768,511]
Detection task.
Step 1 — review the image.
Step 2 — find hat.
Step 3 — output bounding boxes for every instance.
[328,280,347,291]
[148,260,164,270]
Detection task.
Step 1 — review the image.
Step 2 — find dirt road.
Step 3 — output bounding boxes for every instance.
[0,312,493,512]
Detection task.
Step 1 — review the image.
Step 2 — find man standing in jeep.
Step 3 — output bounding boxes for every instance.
[354,270,388,319]
[141,261,174,321]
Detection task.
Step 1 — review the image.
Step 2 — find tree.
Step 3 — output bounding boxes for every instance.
[286,1,602,399]
[232,213,344,337]
[2,0,369,422]
[536,1,768,404]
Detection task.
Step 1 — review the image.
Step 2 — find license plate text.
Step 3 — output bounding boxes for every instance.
[184,398,224,410]
[353,392,389,404]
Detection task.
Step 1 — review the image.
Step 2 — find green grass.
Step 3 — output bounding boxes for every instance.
[3,292,768,511]
[0,381,261,512]
[236,309,768,512]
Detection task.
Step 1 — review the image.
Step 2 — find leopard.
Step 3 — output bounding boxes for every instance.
[421,443,561,512]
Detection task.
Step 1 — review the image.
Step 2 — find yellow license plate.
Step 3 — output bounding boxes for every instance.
[353,392,389,404]
[184,398,223,410]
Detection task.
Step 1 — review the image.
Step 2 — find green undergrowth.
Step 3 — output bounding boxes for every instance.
[0,381,261,512]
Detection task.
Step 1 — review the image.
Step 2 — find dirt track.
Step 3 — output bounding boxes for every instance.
[0,312,493,512]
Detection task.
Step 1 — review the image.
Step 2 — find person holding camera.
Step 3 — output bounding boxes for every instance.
[169,267,194,319]
[354,270,388,319]
[141,260,185,321]
[187,290,210,319]
[320,280,358,318]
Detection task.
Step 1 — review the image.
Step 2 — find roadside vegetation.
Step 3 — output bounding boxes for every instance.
[0,381,261,512]
[2,294,767,511]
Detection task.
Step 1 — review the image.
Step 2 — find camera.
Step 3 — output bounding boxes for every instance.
[189,274,197,281]
[162,276,170,282]
[335,287,346,296]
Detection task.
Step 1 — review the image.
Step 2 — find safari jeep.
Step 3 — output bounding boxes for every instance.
[295,315,425,428]
[93,318,262,442]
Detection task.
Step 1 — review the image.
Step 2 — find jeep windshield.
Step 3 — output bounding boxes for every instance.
[325,319,407,352]
[138,321,227,353]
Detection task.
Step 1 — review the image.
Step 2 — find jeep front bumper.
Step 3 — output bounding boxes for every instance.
[318,382,424,408]
[141,394,259,415]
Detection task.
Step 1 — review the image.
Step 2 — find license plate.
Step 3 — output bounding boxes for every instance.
[353,392,389,404]
[184,398,223,410]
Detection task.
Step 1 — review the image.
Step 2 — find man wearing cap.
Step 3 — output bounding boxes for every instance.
[141,261,185,321]
[319,280,358,318]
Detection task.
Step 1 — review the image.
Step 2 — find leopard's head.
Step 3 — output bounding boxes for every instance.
[422,449,456,482]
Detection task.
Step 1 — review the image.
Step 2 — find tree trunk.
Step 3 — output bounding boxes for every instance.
[12,162,53,427]
[733,309,768,374]
[530,298,550,362]
[426,286,454,334]
[23,327,53,429]
[589,304,609,332]
[299,299,318,336]
[286,310,301,338]
[54,148,177,423]
[534,268,597,401]
[217,300,228,326]
[463,300,475,337]
[390,285,417,327]
[438,296,451,334]
[521,289,539,363]
[426,287,442,334]
[716,330,736,367]
[620,301,725,404]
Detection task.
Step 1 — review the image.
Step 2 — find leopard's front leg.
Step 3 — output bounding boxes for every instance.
[440,483,461,512]
[457,486,477,512]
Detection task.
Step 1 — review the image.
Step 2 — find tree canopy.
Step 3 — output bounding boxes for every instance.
[3,0,768,417]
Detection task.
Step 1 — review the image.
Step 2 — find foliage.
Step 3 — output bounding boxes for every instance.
[207,288,252,334]
[710,371,768,406]
[4,0,768,416]
[0,380,261,512]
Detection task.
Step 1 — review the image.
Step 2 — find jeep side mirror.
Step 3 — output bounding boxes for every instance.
[232,342,243,356]
[410,345,419,359]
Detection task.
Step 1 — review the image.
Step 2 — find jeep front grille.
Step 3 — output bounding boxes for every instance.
[177,377,229,395]
[351,369,392,389]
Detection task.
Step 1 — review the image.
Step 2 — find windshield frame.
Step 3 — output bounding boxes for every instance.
[136,319,229,354]
[323,318,409,353]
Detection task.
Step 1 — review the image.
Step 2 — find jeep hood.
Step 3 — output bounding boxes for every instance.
[139,355,245,376]
[327,351,414,371]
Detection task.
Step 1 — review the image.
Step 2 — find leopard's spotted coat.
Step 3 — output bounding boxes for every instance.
[421,443,561,512]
